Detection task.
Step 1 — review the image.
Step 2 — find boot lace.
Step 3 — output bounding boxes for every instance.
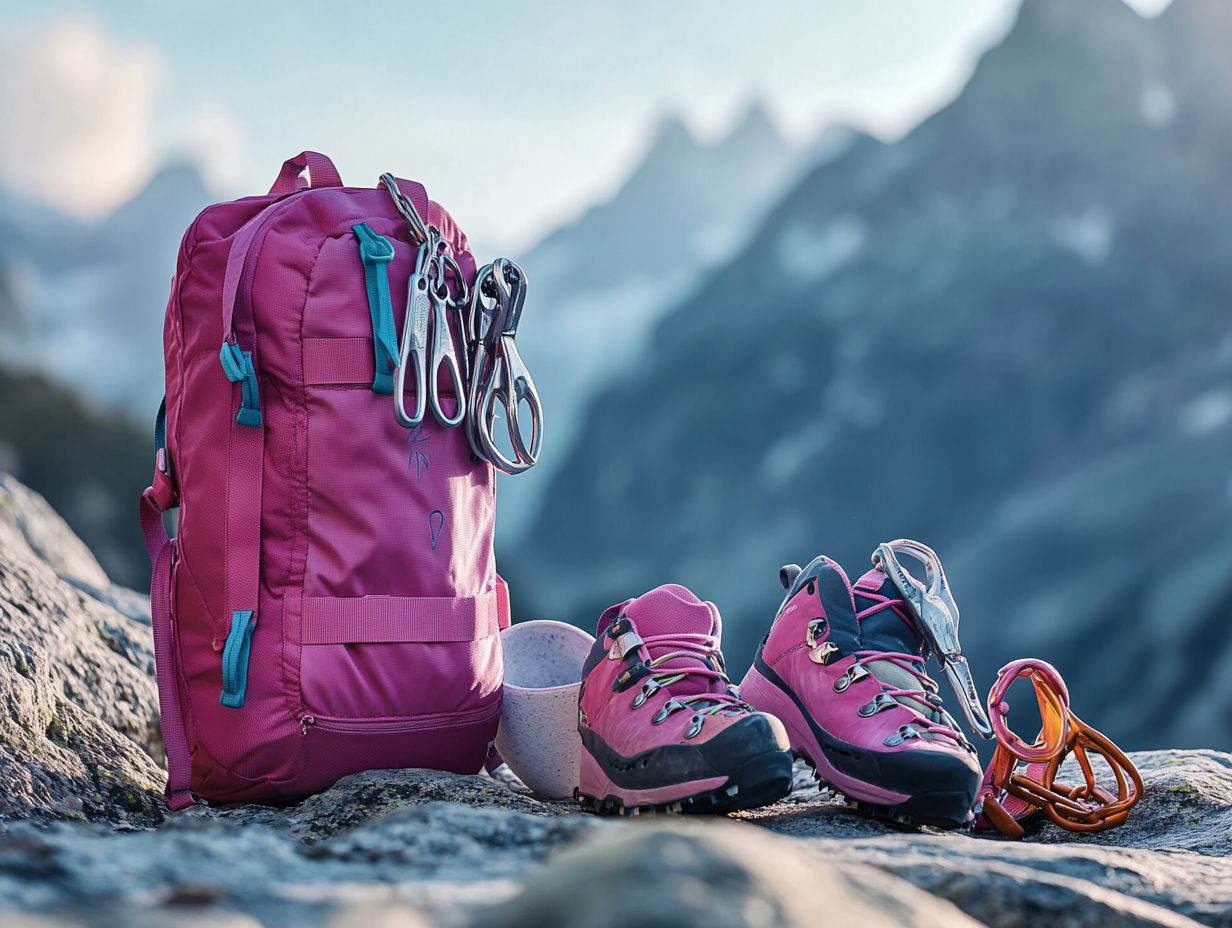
[853,596,971,749]
[630,633,751,739]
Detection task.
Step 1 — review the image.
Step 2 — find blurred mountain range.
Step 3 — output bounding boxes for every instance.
[501,104,843,537]
[0,163,211,586]
[0,162,212,415]
[516,0,1232,751]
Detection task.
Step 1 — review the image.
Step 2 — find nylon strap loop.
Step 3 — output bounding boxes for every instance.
[352,222,399,395]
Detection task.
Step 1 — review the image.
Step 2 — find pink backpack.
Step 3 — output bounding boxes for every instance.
[139,152,507,809]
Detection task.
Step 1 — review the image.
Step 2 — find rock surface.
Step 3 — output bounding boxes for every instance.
[0,474,1229,927]
[0,474,164,828]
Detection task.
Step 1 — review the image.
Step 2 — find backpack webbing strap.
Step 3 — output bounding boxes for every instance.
[220,221,267,710]
[352,222,399,395]
[139,488,195,811]
[299,592,501,644]
[220,340,265,712]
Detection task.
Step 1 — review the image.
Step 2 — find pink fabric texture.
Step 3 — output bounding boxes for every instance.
[144,151,502,807]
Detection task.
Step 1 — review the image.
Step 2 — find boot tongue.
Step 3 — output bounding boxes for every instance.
[852,568,941,722]
[853,568,926,657]
[624,583,719,639]
[623,584,724,698]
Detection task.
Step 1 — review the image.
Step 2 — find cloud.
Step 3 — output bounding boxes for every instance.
[0,16,163,218]
[161,99,247,194]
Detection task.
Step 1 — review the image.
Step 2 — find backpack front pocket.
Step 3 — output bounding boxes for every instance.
[301,383,495,599]
[291,224,500,771]
[295,592,502,720]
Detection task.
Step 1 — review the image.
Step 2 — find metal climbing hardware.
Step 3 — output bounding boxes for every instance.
[379,171,545,472]
[975,658,1143,837]
[872,539,994,739]
[465,259,543,474]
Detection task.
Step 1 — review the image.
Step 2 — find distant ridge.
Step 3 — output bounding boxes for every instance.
[518,0,1232,751]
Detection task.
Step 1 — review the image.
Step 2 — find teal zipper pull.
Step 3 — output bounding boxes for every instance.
[220,610,256,708]
[353,222,399,395]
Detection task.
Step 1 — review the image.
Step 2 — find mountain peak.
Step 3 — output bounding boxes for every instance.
[723,100,785,149]
[101,160,213,234]
[1012,0,1144,35]
[132,161,211,203]
[643,113,700,162]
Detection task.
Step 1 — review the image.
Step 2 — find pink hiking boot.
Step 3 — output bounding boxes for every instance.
[740,557,981,827]
[576,584,794,815]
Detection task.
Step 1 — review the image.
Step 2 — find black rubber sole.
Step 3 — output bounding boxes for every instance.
[576,748,795,817]
[796,751,974,830]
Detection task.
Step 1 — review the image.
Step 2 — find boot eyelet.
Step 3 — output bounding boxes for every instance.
[685,715,703,739]
[652,697,684,725]
[858,694,896,717]
[884,724,919,746]
[835,665,869,690]
[632,679,659,709]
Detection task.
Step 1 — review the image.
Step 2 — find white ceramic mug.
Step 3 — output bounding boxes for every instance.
[496,619,595,799]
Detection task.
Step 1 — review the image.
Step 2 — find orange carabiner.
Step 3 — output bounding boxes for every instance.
[975,659,1142,837]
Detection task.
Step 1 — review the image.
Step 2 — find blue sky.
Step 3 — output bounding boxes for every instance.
[0,0,1169,250]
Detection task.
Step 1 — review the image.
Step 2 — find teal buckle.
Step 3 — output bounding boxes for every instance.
[219,342,263,428]
[354,222,395,265]
[353,223,399,395]
[220,610,256,709]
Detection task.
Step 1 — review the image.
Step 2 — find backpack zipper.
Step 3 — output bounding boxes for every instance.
[230,193,310,342]
[231,186,420,342]
[299,699,501,736]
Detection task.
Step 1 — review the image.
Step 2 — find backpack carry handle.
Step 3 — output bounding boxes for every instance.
[268,151,343,195]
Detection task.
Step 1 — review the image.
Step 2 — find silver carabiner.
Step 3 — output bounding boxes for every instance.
[467,261,543,473]
[427,276,466,429]
[394,238,435,427]
[488,259,542,467]
[461,260,544,473]
[871,539,995,740]
[436,249,472,384]
[475,349,539,474]
[464,263,498,461]
[379,173,429,245]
